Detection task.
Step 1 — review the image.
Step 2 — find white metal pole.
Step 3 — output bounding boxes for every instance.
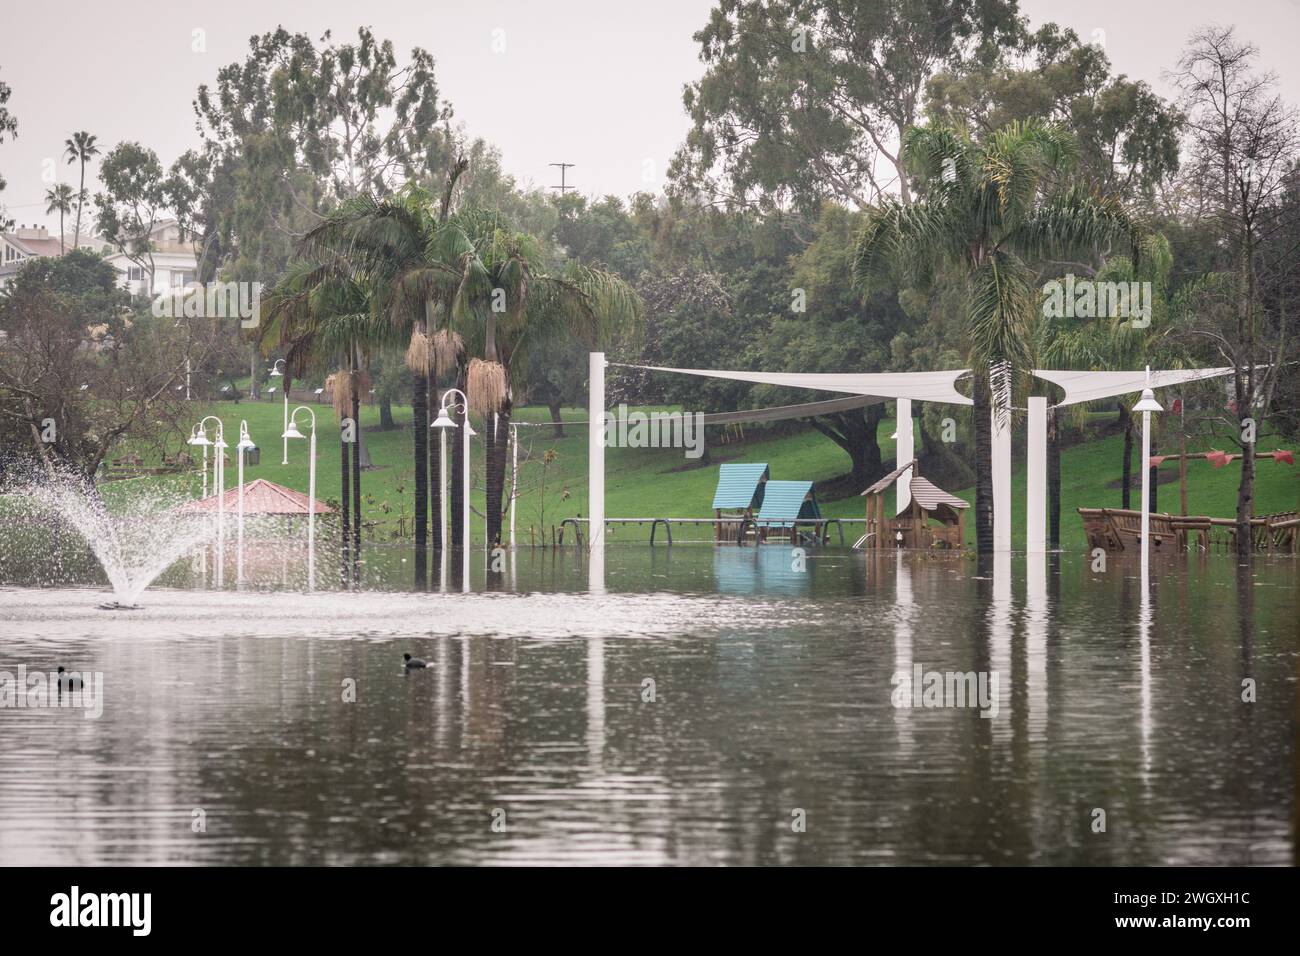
[282,390,289,465]
[509,421,518,550]
[216,427,224,589]
[440,426,448,591]
[992,365,1012,553]
[1141,407,1152,582]
[307,425,316,591]
[589,352,605,548]
[462,414,471,592]
[237,436,245,585]
[896,398,913,515]
[201,443,208,499]
[1027,396,1047,554]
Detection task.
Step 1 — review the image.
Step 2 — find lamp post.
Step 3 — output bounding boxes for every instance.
[187,424,209,499]
[1132,368,1164,583]
[190,416,226,588]
[269,359,288,465]
[431,388,472,592]
[236,420,255,585]
[283,405,318,590]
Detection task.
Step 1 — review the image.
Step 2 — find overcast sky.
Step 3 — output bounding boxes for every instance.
[2,0,1298,232]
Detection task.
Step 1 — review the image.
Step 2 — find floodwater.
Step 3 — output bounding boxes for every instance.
[0,545,1294,865]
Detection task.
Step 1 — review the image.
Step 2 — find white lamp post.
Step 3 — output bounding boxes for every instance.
[283,405,318,590]
[236,420,255,585]
[187,424,210,499]
[1132,369,1164,582]
[191,416,226,588]
[431,388,472,592]
[269,359,288,465]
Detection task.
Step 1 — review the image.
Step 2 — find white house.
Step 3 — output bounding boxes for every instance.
[0,219,198,296]
[100,218,200,296]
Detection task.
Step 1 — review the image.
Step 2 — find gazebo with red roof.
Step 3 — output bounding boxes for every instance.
[178,479,333,516]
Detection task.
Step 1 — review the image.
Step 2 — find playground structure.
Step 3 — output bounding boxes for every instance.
[753,479,822,543]
[712,462,769,542]
[861,460,969,550]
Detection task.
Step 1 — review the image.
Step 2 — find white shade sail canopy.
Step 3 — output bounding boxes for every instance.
[1033,367,1234,407]
[615,363,974,405]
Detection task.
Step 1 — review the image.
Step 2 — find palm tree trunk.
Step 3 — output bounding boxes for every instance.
[413,365,428,585]
[74,161,85,241]
[973,375,993,555]
[1120,406,1134,510]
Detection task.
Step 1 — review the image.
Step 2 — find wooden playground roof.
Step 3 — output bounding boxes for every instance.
[861,460,917,497]
[756,480,819,527]
[712,462,770,509]
[910,476,969,513]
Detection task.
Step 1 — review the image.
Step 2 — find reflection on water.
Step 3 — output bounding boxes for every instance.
[0,547,1294,865]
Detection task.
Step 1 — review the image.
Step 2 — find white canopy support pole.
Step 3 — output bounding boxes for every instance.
[588,352,605,549]
[1027,396,1047,554]
[1140,407,1152,582]
[509,421,518,550]
[895,399,913,516]
[992,365,1012,553]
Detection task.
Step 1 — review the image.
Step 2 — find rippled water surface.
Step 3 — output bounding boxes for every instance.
[0,547,1294,865]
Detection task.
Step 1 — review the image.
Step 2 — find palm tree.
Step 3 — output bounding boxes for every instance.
[63,132,99,245]
[854,120,1140,553]
[44,184,74,254]
[299,168,466,584]
[262,260,388,586]
[1039,233,1179,522]
[432,208,642,547]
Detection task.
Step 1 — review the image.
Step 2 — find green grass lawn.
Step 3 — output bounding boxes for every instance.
[109,396,1298,551]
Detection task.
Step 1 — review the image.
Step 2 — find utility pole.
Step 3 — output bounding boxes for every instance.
[549,163,576,194]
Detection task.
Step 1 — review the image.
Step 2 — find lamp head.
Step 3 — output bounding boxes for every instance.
[282,421,305,440]
[1132,387,1163,414]
[187,426,211,447]
[430,408,457,430]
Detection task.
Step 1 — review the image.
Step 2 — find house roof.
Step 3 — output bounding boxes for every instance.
[176,478,334,516]
[2,233,65,257]
[711,462,769,509]
[756,480,819,527]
